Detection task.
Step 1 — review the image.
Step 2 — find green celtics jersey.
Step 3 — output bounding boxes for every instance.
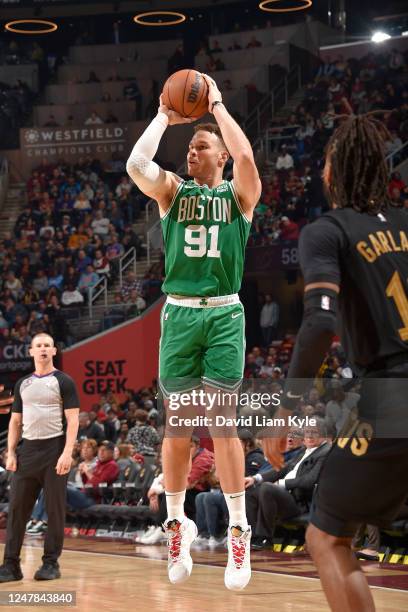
[161,179,251,297]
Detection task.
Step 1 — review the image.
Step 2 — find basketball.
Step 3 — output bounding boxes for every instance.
[162,69,209,118]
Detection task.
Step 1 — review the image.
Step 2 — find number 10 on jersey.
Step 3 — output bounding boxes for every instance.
[184,224,221,258]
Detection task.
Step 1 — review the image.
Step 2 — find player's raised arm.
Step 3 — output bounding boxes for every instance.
[126,96,195,215]
[202,74,261,216]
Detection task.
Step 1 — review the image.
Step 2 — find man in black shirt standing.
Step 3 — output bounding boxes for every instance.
[0,332,80,582]
[264,113,408,611]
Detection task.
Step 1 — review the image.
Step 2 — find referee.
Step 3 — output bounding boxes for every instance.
[0,332,79,582]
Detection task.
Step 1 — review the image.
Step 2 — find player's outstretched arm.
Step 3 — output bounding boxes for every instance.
[202,74,261,216]
[264,220,342,469]
[126,97,195,215]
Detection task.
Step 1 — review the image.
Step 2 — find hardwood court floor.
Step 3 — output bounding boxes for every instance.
[0,536,408,612]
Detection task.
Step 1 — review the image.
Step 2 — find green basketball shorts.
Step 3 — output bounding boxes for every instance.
[159,294,246,396]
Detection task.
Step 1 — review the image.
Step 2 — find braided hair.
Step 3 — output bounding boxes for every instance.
[324,112,394,214]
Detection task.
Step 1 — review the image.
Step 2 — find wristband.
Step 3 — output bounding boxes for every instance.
[211,100,223,112]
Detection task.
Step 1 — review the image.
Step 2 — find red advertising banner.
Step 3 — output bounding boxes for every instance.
[61,300,163,410]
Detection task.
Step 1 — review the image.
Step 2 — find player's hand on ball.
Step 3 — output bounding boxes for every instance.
[6,452,17,472]
[201,74,222,112]
[158,95,197,126]
[56,451,72,475]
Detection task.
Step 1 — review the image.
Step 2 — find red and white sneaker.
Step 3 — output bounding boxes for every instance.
[164,518,197,584]
[224,525,252,591]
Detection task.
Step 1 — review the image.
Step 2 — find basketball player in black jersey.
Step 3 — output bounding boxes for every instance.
[264,113,408,611]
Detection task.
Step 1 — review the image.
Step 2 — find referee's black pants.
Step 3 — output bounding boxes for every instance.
[4,436,68,568]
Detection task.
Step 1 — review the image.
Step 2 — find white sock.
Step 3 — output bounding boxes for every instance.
[224,491,248,529]
[165,490,186,523]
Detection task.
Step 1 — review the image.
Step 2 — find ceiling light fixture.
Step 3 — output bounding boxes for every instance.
[133,11,186,27]
[5,19,58,34]
[259,0,312,13]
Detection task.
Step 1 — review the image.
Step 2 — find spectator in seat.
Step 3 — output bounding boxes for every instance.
[184,436,215,522]
[101,294,126,330]
[66,441,120,509]
[194,431,265,547]
[127,289,146,317]
[245,419,330,549]
[115,175,132,199]
[78,265,100,296]
[123,79,143,120]
[77,412,105,443]
[84,111,104,125]
[63,266,79,289]
[324,381,359,435]
[246,36,262,48]
[104,409,121,443]
[73,191,92,213]
[93,249,110,279]
[91,210,110,238]
[276,146,294,170]
[126,409,160,457]
[283,429,305,463]
[61,284,84,307]
[44,114,59,127]
[280,216,299,241]
[76,250,92,274]
[121,271,141,301]
[4,272,23,301]
[260,294,280,346]
[69,439,98,488]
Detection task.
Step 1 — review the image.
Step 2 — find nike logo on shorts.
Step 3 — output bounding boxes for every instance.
[232,313,242,319]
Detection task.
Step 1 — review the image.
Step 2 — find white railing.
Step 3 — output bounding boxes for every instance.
[88,276,108,319]
[387,141,408,174]
[242,65,302,139]
[119,246,137,286]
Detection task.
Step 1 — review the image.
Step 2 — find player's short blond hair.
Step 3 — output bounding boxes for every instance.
[193,122,229,153]
[31,332,55,347]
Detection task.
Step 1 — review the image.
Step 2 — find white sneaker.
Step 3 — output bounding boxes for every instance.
[192,534,209,548]
[208,536,224,548]
[224,525,252,591]
[140,526,165,545]
[26,521,47,535]
[164,518,197,584]
[135,525,155,543]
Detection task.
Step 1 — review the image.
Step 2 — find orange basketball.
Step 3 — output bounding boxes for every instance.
[162,69,209,118]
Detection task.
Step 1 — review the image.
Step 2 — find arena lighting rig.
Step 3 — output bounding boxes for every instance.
[5,19,58,34]
[259,0,313,13]
[133,11,186,27]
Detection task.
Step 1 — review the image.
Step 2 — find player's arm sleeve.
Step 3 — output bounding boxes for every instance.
[57,373,80,410]
[283,219,345,409]
[11,378,24,413]
[126,113,168,194]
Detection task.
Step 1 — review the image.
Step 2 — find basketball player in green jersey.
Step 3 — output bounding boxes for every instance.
[126,74,261,590]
